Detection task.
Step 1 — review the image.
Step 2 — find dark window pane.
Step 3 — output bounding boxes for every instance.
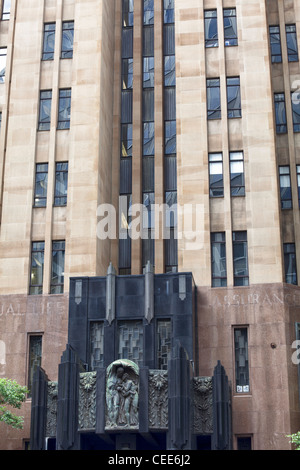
[209,153,223,197]
[50,240,65,294]
[163,23,175,55]
[157,320,172,370]
[269,25,282,63]
[143,0,154,25]
[224,9,238,46]
[205,10,218,47]
[121,90,133,124]
[143,155,154,193]
[234,329,250,393]
[34,163,48,207]
[122,58,133,89]
[42,23,56,60]
[54,162,68,206]
[230,151,245,196]
[143,25,154,57]
[284,243,297,285]
[29,242,45,295]
[118,320,144,365]
[38,90,52,131]
[122,27,133,58]
[291,92,300,132]
[274,93,287,133]
[164,86,176,121]
[143,56,154,88]
[227,77,241,118]
[27,336,42,397]
[143,88,154,122]
[233,231,249,286]
[123,0,134,27]
[165,120,176,154]
[211,232,227,287]
[120,157,132,195]
[279,166,292,209]
[207,78,221,119]
[121,124,132,157]
[57,89,71,129]
[143,122,155,156]
[164,55,175,87]
[90,322,104,370]
[61,21,74,59]
[164,155,177,192]
[286,24,299,62]
[164,0,174,24]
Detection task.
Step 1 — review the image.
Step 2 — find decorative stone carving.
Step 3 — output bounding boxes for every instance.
[105,359,139,430]
[46,381,58,438]
[148,370,168,429]
[193,377,213,434]
[78,372,97,431]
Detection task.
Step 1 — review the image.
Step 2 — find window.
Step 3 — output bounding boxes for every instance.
[286,24,298,62]
[54,162,68,206]
[279,166,292,209]
[204,10,218,48]
[284,243,297,285]
[0,47,7,83]
[121,123,133,157]
[211,232,227,287]
[42,23,56,61]
[164,228,178,273]
[118,321,144,365]
[274,93,287,134]
[237,436,252,451]
[209,153,223,197]
[223,9,238,46]
[1,0,10,20]
[227,77,241,118]
[38,90,52,131]
[57,88,71,129]
[27,335,42,398]
[165,120,176,154]
[61,21,74,59]
[143,0,154,25]
[163,0,174,24]
[123,0,134,28]
[291,92,300,132]
[230,151,245,196]
[157,320,172,370]
[122,58,133,89]
[269,26,282,63]
[89,322,104,370]
[234,328,249,393]
[143,56,154,88]
[207,78,221,120]
[164,54,175,87]
[34,163,48,207]
[29,242,45,295]
[142,192,155,268]
[233,231,249,286]
[50,241,65,294]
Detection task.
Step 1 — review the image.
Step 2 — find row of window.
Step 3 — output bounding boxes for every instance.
[209,151,245,198]
[207,77,241,120]
[211,231,249,287]
[204,8,238,48]
[269,24,299,63]
[42,21,74,61]
[29,240,65,295]
[34,162,68,208]
[38,88,71,131]
[274,92,300,134]
[211,232,297,287]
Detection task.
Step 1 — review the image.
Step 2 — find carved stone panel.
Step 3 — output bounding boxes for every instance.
[148,370,168,430]
[105,359,139,430]
[193,377,213,435]
[46,381,58,438]
[78,372,97,431]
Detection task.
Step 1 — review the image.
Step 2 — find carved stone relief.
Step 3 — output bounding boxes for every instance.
[193,377,213,434]
[46,381,58,438]
[78,372,97,431]
[105,360,139,430]
[148,370,168,430]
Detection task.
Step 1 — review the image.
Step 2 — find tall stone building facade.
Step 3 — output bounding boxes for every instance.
[0,0,300,451]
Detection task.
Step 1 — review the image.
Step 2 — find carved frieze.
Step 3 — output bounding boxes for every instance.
[46,381,58,438]
[193,377,213,434]
[78,372,97,431]
[148,370,168,430]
